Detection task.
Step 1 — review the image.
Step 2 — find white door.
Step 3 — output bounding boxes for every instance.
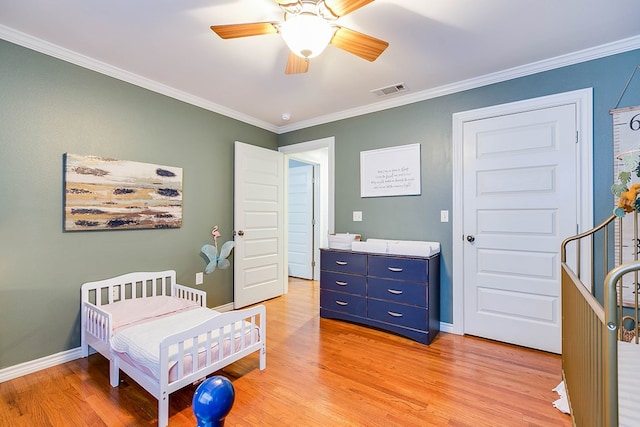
[462,104,577,353]
[280,137,336,280]
[234,141,285,309]
[288,163,314,279]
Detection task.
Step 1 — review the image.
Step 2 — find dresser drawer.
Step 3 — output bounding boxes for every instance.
[320,271,366,296]
[368,255,427,282]
[367,278,427,307]
[321,250,367,275]
[321,289,366,317]
[368,299,427,329]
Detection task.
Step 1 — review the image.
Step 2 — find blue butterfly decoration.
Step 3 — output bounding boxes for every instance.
[201,226,235,274]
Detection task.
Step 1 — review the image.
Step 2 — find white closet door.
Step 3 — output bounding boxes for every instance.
[462,103,577,354]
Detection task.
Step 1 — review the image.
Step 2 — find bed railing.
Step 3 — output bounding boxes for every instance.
[80,270,207,359]
[561,212,640,427]
[81,270,181,306]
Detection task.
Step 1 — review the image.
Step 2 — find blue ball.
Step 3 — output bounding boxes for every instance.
[192,376,235,427]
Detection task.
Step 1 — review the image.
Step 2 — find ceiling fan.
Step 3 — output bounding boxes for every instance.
[210,0,389,74]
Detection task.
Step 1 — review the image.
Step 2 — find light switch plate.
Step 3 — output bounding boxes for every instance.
[440,210,449,222]
[353,211,363,221]
[196,272,204,285]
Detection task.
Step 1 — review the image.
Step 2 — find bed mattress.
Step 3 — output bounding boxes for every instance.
[618,340,640,426]
[102,297,259,382]
[111,307,218,379]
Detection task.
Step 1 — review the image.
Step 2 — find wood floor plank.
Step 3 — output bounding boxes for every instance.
[0,278,571,426]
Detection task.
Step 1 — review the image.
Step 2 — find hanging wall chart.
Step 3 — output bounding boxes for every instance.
[611,65,640,306]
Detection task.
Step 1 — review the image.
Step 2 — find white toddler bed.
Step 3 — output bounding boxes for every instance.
[80,270,266,427]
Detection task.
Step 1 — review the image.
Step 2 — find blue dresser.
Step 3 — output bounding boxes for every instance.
[320,248,440,344]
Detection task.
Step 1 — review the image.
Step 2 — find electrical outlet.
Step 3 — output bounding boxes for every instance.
[196,272,204,285]
[440,210,449,222]
[353,211,363,222]
[112,287,119,301]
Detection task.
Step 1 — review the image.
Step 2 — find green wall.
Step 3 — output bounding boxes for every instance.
[2,35,640,371]
[0,39,277,369]
[278,48,640,325]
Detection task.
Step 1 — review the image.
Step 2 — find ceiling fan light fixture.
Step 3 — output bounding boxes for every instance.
[280,13,334,59]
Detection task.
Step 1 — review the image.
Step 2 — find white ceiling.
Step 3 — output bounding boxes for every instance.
[2,0,640,133]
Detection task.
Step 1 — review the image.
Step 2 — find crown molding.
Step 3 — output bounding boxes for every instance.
[0,25,278,133]
[277,34,640,133]
[2,24,639,135]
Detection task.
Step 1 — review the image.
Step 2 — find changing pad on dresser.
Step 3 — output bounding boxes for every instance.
[351,239,440,257]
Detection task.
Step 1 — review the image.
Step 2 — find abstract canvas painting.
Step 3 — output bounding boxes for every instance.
[64,154,183,231]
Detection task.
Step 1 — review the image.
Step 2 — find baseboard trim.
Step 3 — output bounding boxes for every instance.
[0,347,84,383]
[214,302,234,312]
[440,322,455,334]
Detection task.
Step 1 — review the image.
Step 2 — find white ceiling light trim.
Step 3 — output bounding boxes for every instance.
[279,1,337,59]
[280,13,334,58]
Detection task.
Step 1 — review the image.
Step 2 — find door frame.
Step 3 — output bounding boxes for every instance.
[279,136,336,280]
[451,88,593,335]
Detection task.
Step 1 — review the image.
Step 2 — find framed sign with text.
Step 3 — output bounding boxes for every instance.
[360,143,421,198]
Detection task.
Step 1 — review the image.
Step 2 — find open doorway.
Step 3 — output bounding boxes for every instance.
[288,159,316,280]
[279,137,335,281]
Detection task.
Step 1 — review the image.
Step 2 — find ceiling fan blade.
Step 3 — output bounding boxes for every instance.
[210,22,278,39]
[324,0,374,17]
[285,51,309,74]
[330,27,389,62]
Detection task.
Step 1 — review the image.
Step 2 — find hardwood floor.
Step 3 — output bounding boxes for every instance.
[1,278,571,426]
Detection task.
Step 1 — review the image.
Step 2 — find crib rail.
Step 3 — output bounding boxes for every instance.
[561,215,614,288]
[561,212,640,426]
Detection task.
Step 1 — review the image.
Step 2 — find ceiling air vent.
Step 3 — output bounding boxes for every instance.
[371,82,407,97]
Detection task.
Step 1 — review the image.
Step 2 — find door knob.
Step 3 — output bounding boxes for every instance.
[466,235,475,243]
[237,230,244,236]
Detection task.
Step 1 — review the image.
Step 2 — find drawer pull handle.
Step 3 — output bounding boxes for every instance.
[388,311,403,317]
[387,289,403,295]
[336,301,348,306]
[388,267,403,272]
[335,281,348,286]
[335,261,348,266]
